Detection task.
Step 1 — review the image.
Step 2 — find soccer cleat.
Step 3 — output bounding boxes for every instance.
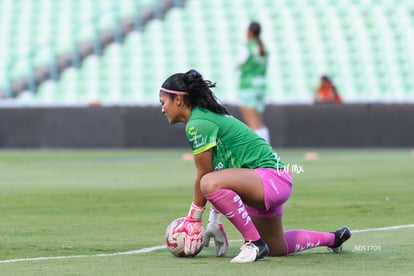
[230,240,269,263]
[328,226,351,253]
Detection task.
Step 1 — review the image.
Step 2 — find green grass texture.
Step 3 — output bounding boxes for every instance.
[1,149,413,275]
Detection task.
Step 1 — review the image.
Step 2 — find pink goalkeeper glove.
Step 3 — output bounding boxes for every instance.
[203,207,228,257]
[172,203,205,256]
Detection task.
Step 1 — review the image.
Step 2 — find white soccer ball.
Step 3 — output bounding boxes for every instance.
[164,217,203,257]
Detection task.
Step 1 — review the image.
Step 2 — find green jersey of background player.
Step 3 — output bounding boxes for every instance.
[237,21,271,144]
[239,39,268,92]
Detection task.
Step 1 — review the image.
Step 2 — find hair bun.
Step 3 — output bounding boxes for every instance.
[184,69,202,84]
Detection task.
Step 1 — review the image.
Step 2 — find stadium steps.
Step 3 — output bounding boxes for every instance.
[0,0,183,100]
[2,0,414,105]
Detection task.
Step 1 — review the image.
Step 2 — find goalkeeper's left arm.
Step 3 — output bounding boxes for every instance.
[192,149,228,256]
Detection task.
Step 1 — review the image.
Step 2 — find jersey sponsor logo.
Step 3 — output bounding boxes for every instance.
[189,133,205,148]
[188,126,217,150]
[252,76,266,86]
[187,127,206,148]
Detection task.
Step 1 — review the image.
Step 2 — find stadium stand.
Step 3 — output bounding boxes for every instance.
[0,0,166,102]
[0,0,413,105]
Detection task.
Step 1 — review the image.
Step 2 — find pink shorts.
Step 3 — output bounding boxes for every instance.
[244,168,292,218]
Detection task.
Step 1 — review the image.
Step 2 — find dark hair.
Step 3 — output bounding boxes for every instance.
[321,75,331,82]
[161,69,229,115]
[248,21,265,57]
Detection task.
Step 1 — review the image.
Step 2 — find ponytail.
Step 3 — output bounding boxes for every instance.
[160,69,229,115]
[256,37,265,57]
[248,21,265,57]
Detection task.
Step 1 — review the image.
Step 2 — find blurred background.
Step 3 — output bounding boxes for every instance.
[0,0,413,148]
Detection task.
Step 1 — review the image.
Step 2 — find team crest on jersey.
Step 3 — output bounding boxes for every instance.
[187,126,196,136]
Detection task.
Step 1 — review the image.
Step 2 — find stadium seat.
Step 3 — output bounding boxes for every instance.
[35,80,58,103]
[56,67,81,103]
[2,0,413,105]
[0,0,158,100]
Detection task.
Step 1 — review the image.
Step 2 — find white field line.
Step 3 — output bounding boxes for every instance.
[351,224,414,233]
[1,224,413,264]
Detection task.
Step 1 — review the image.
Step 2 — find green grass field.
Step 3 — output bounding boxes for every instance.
[1,149,413,275]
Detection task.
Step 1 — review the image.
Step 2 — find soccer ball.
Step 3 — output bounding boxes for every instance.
[165,217,203,257]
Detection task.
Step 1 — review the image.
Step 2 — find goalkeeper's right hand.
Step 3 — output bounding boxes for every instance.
[203,220,228,257]
[173,202,205,256]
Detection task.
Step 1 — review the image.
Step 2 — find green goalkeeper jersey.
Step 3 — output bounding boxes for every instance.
[239,40,268,90]
[185,107,285,170]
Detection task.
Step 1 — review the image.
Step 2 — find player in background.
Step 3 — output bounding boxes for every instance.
[236,21,271,144]
[159,69,351,263]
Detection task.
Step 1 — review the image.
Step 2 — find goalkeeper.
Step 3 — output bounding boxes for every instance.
[159,69,351,263]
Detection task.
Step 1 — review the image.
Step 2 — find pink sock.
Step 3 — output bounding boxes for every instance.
[284,229,335,254]
[205,189,260,242]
